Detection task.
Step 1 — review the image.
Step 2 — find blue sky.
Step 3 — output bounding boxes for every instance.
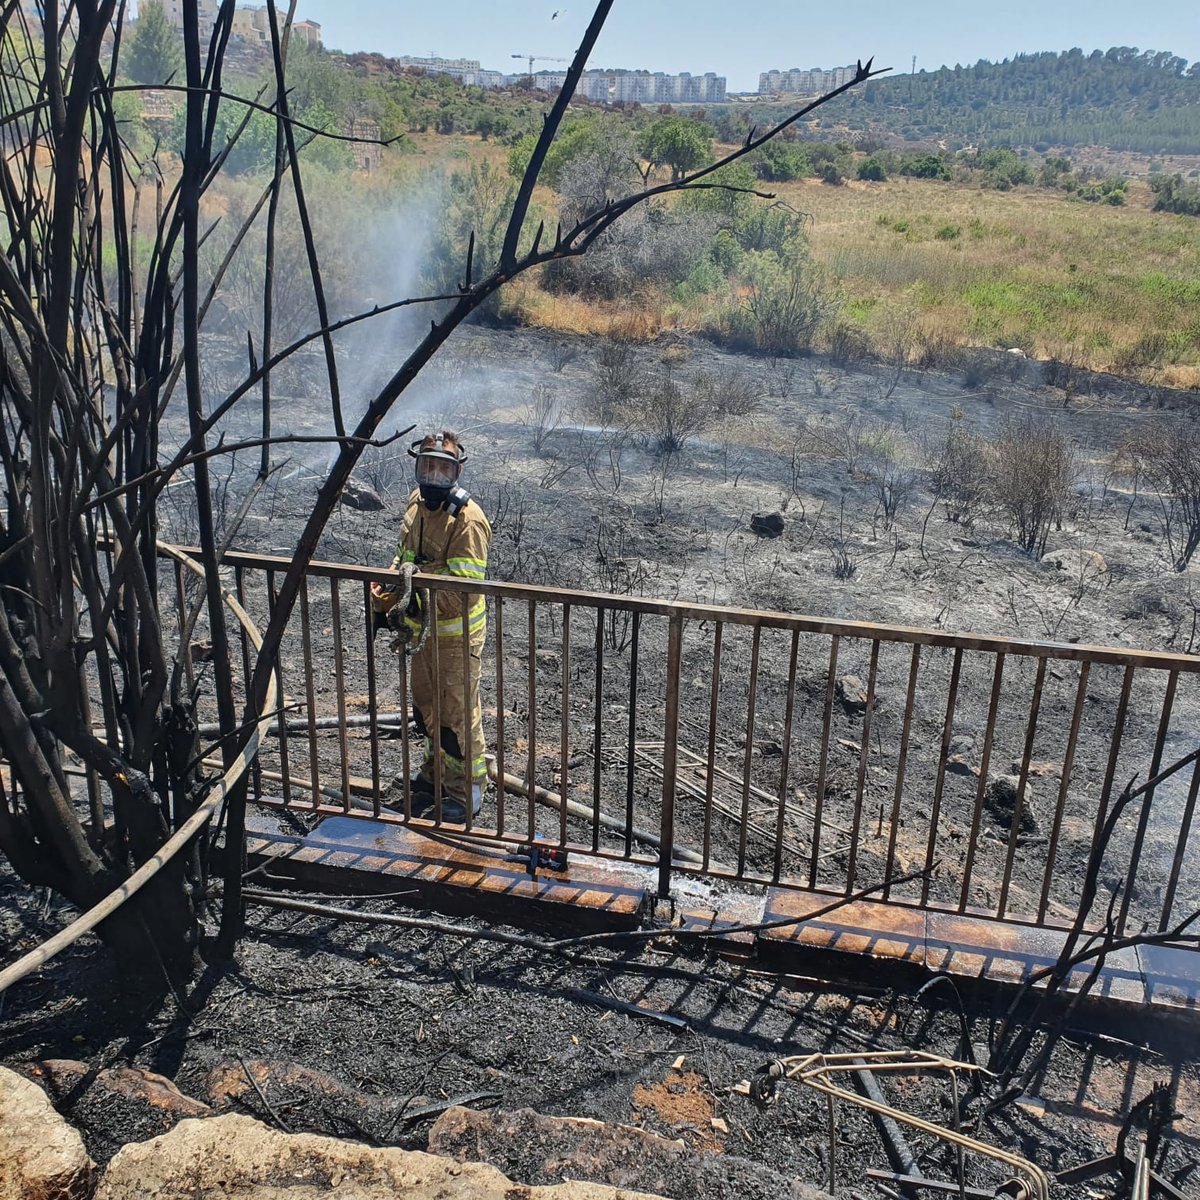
[295,1,1198,93]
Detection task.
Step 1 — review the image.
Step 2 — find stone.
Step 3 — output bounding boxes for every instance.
[1040,547,1107,578]
[750,511,785,538]
[429,1106,830,1200]
[0,1064,95,1200]
[945,754,978,778]
[983,775,1038,835]
[836,675,870,715]
[94,1113,664,1200]
[339,479,384,511]
[188,639,214,664]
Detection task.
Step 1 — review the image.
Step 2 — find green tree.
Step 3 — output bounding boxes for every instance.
[641,115,712,181]
[125,0,182,85]
[857,155,888,181]
[507,115,636,190]
[752,140,810,181]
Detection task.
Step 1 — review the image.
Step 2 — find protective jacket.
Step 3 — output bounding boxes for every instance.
[389,488,491,787]
[392,489,490,636]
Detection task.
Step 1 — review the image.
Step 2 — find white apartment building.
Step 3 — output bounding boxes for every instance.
[511,69,726,102]
[758,65,857,95]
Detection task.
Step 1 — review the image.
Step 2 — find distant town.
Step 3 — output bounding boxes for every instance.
[110,0,856,101]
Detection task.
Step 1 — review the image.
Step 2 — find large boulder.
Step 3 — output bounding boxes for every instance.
[430,1105,830,1200]
[94,1112,666,1200]
[340,479,385,512]
[0,1065,95,1200]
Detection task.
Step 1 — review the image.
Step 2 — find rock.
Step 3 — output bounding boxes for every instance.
[948,734,975,758]
[983,775,1038,835]
[429,1106,830,1200]
[750,511,785,538]
[188,639,214,664]
[836,675,870,715]
[339,479,384,511]
[0,1064,95,1200]
[94,1112,664,1200]
[1041,548,1107,578]
[945,754,978,778]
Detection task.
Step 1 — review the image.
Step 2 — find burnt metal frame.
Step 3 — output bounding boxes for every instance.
[187,547,1200,938]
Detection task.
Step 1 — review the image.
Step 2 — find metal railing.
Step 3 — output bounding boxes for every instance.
[182,548,1200,941]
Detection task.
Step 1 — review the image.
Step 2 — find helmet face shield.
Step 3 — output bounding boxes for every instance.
[415,452,459,488]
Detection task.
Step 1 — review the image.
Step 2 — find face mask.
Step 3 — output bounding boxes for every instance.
[419,483,450,510]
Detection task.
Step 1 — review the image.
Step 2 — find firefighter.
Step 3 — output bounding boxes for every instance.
[371,430,491,822]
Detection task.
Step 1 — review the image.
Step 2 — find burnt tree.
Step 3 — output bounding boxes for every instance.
[0,0,881,985]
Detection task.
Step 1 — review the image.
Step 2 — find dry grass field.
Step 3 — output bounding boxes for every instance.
[398,134,1200,386]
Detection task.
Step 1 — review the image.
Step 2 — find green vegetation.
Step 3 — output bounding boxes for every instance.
[1150,173,1200,215]
[104,36,1200,382]
[816,46,1200,154]
[125,1,182,85]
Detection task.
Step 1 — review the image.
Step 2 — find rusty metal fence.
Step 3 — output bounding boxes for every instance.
[180,549,1200,942]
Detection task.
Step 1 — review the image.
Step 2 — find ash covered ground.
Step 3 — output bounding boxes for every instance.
[4,324,1200,1196]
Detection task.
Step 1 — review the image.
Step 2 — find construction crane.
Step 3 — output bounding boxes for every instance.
[511,53,569,87]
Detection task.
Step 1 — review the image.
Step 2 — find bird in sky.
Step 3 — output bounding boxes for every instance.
[551,9,565,19]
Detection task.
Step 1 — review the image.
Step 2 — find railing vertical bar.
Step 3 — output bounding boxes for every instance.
[736,626,762,878]
[265,571,292,809]
[1080,665,1134,925]
[592,606,604,854]
[884,643,921,900]
[659,613,684,899]
[1095,664,1135,834]
[624,613,641,859]
[233,565,261,801]
[526,598,537,846]
[429,590,444,825]
[998,656,1047,917]
[1116,669,1177,934]
[462,591,475,832]
[398,637,412,820]
[1038,660,1090,922]
[558,603,571,846]
[362,581,381,817]
[809,635,840,889]
[1160,748,1200,931]
[846,639,880,894]
[958,653,1006,912]
[330,578,351,814]
[921,647,963,906]
[495,598,506,836]
[772,628,801,883]
[702,622,723,873]
[299,577,321,810]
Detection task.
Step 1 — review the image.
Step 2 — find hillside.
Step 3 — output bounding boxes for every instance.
[738,47,1200,156]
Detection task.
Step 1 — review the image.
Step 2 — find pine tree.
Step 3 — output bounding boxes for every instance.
[125,1,182,86]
